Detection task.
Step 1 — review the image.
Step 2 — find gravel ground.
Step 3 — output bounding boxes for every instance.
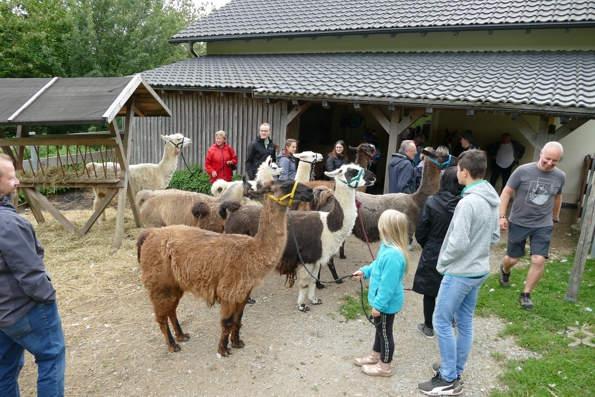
[16,199,578,396]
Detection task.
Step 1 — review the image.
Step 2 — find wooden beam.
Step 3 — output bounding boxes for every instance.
[78,188,119,236]
[124,98,141,228]
[368,106,391,133]
[533,116,549,161]
[566,169,595,301]
[551,118,588,141]
[511,116,537,145]
[20,188,45,224]
[133,102,147,117]
[24,188,77,234]
[0,135,118,147]
[396,108,425,135]
[384,111,401,194]
[286,102,312,124]
[18,180,124,188]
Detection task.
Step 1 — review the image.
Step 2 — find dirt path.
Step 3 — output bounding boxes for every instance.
[15,197,579,396]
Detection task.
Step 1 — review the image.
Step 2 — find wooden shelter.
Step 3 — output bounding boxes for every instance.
[0,74,171,250]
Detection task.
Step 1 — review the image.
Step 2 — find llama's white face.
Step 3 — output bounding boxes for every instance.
[293,151,323,163]
[259,156,284,177]
[161,134,192,149]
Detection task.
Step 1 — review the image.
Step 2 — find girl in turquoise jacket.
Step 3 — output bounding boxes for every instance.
[352,209,409,377]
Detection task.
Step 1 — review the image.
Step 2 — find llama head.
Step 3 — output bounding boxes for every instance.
[422,148,457,170]
[349,143,377,159]
[257,156,284,178]
[325,164,376,188]
[161,134,192,154]
[293,151,323,164]
[252,179,314,205]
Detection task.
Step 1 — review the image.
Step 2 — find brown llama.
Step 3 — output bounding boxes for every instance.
[137,180,314,355]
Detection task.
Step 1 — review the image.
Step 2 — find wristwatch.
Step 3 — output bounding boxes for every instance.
[499,215,507,219]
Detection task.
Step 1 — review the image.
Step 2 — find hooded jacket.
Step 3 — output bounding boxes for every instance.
[276,152,296,180]
[388,152,414,194]
[205,142,238,184]
[437,180,500,277]
[413,191,462,296]
[360,243,407,314]
[0,197,56,327]
[245,136,275,180]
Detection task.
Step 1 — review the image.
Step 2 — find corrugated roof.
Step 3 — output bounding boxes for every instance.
[142,51,595,114]
[173,0,595,41]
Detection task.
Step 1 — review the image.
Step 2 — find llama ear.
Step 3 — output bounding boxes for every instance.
[325,169,341,178]
[349,146,357,152]
[266,155,272,165]
[160,134,167,142]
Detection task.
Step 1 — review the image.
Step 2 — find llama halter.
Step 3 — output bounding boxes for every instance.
[338,168,365,188]
[267,181,299,207]
[427,154,452,170]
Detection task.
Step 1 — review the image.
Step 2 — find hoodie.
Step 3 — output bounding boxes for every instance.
[437,180,500,277]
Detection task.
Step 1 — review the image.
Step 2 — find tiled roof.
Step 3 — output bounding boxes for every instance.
[173,0,595,41]
[142,51,595,114]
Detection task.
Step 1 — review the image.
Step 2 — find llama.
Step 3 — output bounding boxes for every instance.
[224,165,376,312]
[85,133,191,223]
[212,156,283,196]
[352,148,455,245]
[137,179,314,354]
[136,176,253,228]
[190,200,241,233]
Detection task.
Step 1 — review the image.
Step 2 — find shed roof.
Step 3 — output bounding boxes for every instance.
[172,0,595,42]
[142,50,595,116]
[0,74,171,126]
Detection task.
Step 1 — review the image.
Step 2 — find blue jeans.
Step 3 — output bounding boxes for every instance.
[433,275,488,382]
[0,302,66,397]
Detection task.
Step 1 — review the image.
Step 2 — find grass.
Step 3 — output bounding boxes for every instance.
[338,256,595,396]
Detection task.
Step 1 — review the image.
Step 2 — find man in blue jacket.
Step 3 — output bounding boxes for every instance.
[0,153,66,396]
[388,140,416,194]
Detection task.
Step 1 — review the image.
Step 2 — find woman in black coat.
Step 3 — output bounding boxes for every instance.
[326,140,349,177]
[413,167,463,338]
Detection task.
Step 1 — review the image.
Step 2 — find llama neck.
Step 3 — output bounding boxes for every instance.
[328,178,358,234]
[253,195,288,259]
[412,162,441,205]
[355,153,371,170]
[295,160,312,183]
[157,142,180,182]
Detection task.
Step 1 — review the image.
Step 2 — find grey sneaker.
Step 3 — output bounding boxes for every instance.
[432,363,464,385]
[520,293,534,309]
[417,323,435,339]
[419,372,463,396]
[499,262,510,287]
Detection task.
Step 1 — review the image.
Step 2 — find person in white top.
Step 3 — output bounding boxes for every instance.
[487,133,525,193]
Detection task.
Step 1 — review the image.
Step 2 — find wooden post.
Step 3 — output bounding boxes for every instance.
[566,169,595,302]
[123,98,142,228]
[110,120,129,252]
[532,116,549,162]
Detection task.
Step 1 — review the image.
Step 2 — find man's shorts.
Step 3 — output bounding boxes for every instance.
[507,222,554,259]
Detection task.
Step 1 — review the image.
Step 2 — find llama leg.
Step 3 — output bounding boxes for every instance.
[309,263,322,306]
[169,294,190,342]
[151,289,184,352]
[218,303,234,356]
[231,301,247,348]
[327,257,342,284]
[297,266,312,312]
[339,241,346,259]
[155,312,181,352]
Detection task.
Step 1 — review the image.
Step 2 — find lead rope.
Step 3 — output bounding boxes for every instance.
[355,200,376,325]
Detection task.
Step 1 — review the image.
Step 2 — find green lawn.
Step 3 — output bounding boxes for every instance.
[340,256,595,396]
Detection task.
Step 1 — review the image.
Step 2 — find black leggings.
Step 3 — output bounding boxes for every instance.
[423,295,436,329]
[372,313,395,363]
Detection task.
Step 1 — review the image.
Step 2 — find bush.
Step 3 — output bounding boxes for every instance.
[167,165,243,194]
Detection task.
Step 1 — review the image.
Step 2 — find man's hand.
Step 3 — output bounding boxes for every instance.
[499,217,508,230]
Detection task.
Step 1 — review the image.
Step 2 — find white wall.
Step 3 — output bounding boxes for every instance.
[559,120,595,205]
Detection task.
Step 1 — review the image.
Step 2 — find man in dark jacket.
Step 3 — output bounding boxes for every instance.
[487,133,525,192]
[0,154,66,396]
[453,130,480,157]
[245,123,275,180]
[388,140,416,193]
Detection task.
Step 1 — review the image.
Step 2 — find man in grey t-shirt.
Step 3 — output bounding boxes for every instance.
[498,142,565,309]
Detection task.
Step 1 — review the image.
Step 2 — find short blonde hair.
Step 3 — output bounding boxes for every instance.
[378,209,409,273]
[215,130,226,139]
[260,123,271,131]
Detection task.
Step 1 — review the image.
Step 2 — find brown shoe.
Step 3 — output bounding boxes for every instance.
[362,361,392,377]
[353,350,380,367]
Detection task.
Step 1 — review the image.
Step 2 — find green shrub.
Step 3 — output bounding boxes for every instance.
[167,165,243,194]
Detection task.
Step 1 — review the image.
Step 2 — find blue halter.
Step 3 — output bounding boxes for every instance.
[428,154,452,170]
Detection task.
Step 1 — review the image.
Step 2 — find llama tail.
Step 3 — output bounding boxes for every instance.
[136,229,153,262]
[218,200,242,220]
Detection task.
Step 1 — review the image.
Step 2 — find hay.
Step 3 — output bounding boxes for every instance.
[16,165,118,186]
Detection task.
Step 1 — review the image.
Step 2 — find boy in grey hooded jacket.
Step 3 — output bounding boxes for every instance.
[419,150,500,396]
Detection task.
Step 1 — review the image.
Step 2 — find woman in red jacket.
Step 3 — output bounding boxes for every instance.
[205,130,238,184]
